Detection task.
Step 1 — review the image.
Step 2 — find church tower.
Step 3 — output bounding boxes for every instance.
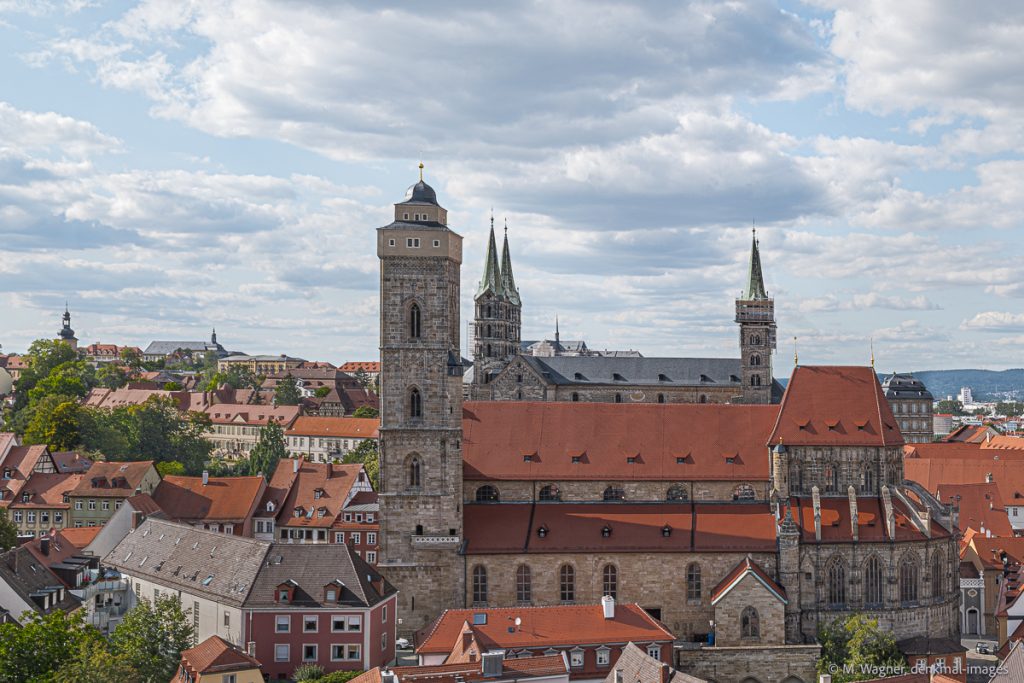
[57,304,78,351]
[470,217,521,397]
[735,229,775,403]
[376,166,464,634]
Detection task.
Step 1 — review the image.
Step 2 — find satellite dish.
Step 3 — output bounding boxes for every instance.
[514,617,522,627]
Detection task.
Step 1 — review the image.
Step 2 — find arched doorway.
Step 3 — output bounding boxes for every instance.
[966,608,979,635]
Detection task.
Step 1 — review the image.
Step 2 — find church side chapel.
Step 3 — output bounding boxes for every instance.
[375,171,961,683]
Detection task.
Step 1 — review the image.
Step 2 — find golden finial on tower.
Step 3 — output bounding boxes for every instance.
[870,337,875,368]
[793,336,798,366]
[418,161,424,181]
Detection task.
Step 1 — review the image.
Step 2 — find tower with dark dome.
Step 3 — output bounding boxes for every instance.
[57,304,78,351]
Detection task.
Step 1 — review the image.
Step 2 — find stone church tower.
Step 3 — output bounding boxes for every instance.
[736,229,775,404]
[376,166,465,634]
[470,218,521,397]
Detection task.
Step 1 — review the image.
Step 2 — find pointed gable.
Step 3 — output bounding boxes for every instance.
[711,556,788,605]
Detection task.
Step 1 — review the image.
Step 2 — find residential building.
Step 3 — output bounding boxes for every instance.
[339,361,380,383]
[8,472,83,537]
[990,640,1024,683]
[0,545,81,624]
[935,482,1012,537]
[0,359,12,396]
[604,642,704,683]
[882,373,935,443]
[82,343,141,365]
[285,416,379,462]
[82,493,166,560]
[205,405,301,459]
[353,656,571,683]
[959,536,1024,637]
[262,367,378,417]
[3,354,27,382]
[417,600,673,682]
[172,635,263,683]
[332,491,380,565]
[217,354,306,375]
[142,330,232,362]
[22,530,96,589]
[958,387,974,405]
[934,413,954,436]
[152,474,267,536]
[102,519,397,678]
[67,460,160,527]
[262,459,373,545]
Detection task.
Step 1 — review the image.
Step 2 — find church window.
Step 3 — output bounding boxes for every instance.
[733,484,755,501]
[408,457,422,489]
[409,304,422,339]
[485,324,491,337]
[486,344,492,356]
[517,389,522,399]
[750,375,761,386]
[686,563,701,601]
[826,557,846,608]
[899,559,918,603]
[472,565,488,605]
[388,239,396,247]
[750,355,761,366]
[657,393,665,403]
[864,556,883,606]
[863,468,875,493]
[666,485,688,502]
[539,485,561,501]
[571,393,580,402]
[741,606,760,638]
[698,395,707,404]
[409,388,422,418]
[602,564,617,599]
[751,335,761,346]
[485,304,492,317]
[516,565,532,603]
[433,239,440,247]
[475,485,499,502]
[559,565,575,603]
[602,486,625,502]
[932,550,944,597]
[406,238,420,248]
[614,393,622,403]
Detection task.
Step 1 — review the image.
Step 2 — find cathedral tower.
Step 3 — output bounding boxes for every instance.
[470,217,521,397]
[376,166,464,633]
[735,229,775,403]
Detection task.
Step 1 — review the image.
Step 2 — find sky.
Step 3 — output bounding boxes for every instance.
[1,1,1023,374]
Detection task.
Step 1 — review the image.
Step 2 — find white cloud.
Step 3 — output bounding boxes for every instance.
[960,312,1024,332]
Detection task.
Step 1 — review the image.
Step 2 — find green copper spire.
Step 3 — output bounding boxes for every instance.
[499,218,521,306]
[742,227,769,300]
[476,214,504,298]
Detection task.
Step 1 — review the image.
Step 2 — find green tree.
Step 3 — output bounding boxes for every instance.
[353,368,371,389]
[24,394,82,450]
[935,399,965,415]
[352,406,379,418]
[314,672,363,683]
[27,360,94,405]
[248,419,287,479]
[162,381,183,391]
[817,614,906,682]
[0,507,18,551]
[156,461,186,477]
[996,401,1024,417]
[314,386,332,398]
[344,438,379,488]
[10,339,80,413]
[0,610,101,683]
[294,663,326,681]
[54,638,139,683]
[97,363,129,390]
[119,347,143,372]
[111,594,193,683]
[273,374,302,406]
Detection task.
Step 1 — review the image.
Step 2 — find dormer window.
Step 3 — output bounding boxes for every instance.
[21,492,29,503]
[658,374,670,382]
[612,373,626,382]
[314,489,324,500]
[266,501,276,513]
[2,469,10,480]
[294,507,304,518]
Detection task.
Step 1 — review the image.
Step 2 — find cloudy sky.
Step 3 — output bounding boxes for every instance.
[1,1,1023,373]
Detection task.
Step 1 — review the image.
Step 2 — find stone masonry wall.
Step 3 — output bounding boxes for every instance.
[713,572,786,647]
[676,644,820,683]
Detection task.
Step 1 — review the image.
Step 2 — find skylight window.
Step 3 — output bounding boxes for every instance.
[202,575,214,586]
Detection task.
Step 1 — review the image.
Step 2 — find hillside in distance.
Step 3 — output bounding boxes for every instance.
[908,368,1024,401]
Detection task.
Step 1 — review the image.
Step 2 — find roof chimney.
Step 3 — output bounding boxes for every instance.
[130,510,144,530]
[202,470,209,486]
[40,535,50,556]
[812,486,821,542]
[986,472,994,484]
[380,669,397,683]
[601,594,615,619]
[293,457,300,474]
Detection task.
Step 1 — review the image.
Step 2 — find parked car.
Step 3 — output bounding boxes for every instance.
[976,642,993,654]
[395,637,411,649]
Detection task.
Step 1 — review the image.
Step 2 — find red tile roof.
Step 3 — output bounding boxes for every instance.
[463,502,777,554]
[153,475,266,523]
[351,655,568,683]
[936,482,1013,537]
[710,556,788,605]
[48,451,93,473]
[905,458,1024,507]
[286,416,380,439]
[339,361,380,373]
[69,461,155,497]
[462,402,777,481]
[985,435,1024,450]
[769,366,902,447]
[417,602,674,656]
[58,526,101,548]
[9,473,83,508]
[269,459,369,528]
[23,529,86,570]
[0,445,50,504]
[174,635,261,680]
[967,536,1024,570]
[204,404,300,427]
[125,493,164,516]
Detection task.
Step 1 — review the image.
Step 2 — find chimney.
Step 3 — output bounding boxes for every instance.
[40,535,50,556]
[614,670,624,683]
[202,470,209,486]
[380,669,397,683]
[293,458,300,474]
[812,486,821,542]
[601,594,616,619]
[130,510,144,530]
[661,663,671,683]
[848,486,858,542]
[986,472,994,484]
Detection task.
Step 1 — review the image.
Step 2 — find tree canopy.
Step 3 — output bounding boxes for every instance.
[247,419,287,479]
[273,375,302,406]
[110,594,194,683]
[817,614,906,682]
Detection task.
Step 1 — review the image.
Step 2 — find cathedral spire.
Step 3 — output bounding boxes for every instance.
[499,218,521,306]
[742,227,769,301]
[475,218,504,298]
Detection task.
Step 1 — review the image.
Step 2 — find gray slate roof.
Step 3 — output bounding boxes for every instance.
[881,373,934,400]
[245,543,395,609]
[0,546,82,618]
[992,640,1024,683]
[102,518,270,607]
[521,356,744,387]
[604,642,707,683]
[144,341,218,355]
[380,220,449,231]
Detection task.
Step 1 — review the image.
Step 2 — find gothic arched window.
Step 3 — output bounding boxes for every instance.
[602,564,617,599]
[614,393,623,403]
[750,375,761,386]
[409,388,422,418]
[472,565,488,605]
[409,303,422,339]
[475,485,499,502]
[864,556,883,606]
[602,486,625,502]
[657,393,665,403]
[863,468,875,493]
[932,550,944,597]
[485,324,492,338]
[899,559,918,604]
[666,485,688,502]
[699,395,707,404]
[408,456,422,489]
[539,485,561,502]
[571,392,580,402]
[741,606,760,638]
[750,355,761,366]
[559,564,575,603]
[686,563,701,601]
[516,565,532,603]
[733,484,755,501]
[827,557,846,608]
